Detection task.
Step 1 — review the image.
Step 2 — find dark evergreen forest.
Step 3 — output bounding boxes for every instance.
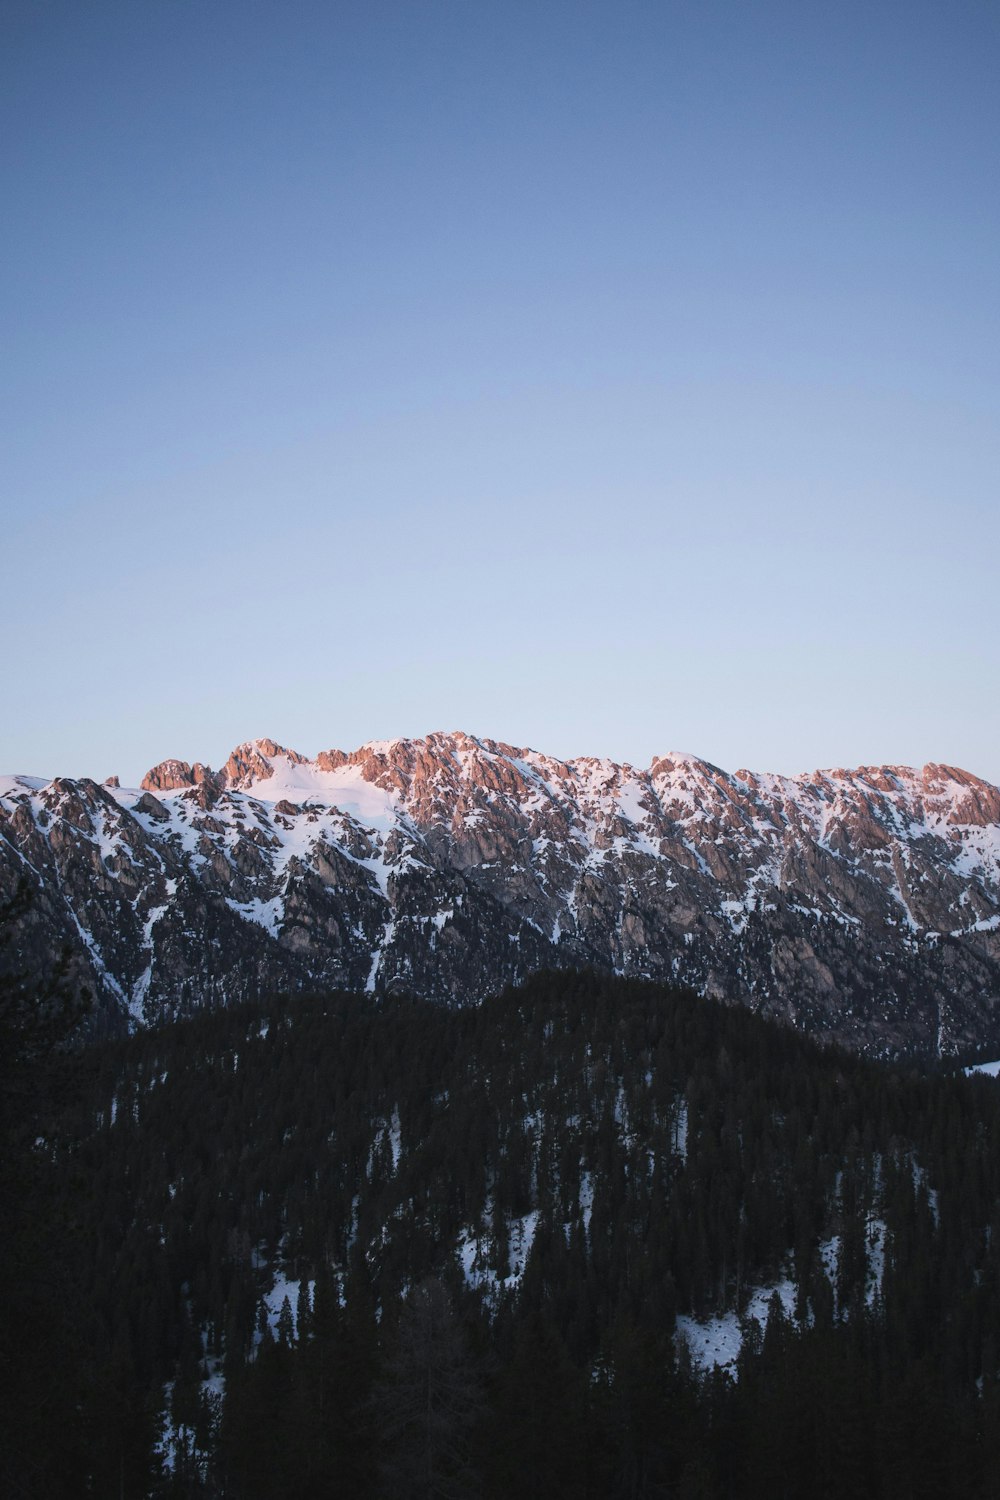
[6,960,1000,1498]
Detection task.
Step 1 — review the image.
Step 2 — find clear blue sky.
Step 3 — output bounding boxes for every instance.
[3,0,998,786]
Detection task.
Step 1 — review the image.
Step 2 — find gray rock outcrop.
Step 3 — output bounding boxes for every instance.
[2,733,999,1056]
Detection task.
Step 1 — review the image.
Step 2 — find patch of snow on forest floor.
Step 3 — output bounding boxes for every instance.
[678,1221,889,1378]
[676,1279,798,1378]
[579,1172,594,1234]
[261,1271,316,1341]
[967,1059,1000,1077]
[456,1210,540,1301]
[157,1360,225,1477]
[866,1218,887,1305]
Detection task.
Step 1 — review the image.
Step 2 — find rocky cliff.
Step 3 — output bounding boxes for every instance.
[2,733,999,1054]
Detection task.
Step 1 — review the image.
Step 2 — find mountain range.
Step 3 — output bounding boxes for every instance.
[2,731,999,1055]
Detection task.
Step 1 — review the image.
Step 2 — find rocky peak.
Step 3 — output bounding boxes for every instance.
[922,764,1000,827]
[141,759,214,793]
[315,749,349,773]
[650,751,720,779]
[217,739,306,790]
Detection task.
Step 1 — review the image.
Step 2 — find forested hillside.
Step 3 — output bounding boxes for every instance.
[8,971,1000,1496]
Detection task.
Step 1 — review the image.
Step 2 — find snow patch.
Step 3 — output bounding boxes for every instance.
[261,1272,315,1341]
[676,1278,798,1378]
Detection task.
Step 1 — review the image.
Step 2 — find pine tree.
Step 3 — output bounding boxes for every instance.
[372,1277,484,1499]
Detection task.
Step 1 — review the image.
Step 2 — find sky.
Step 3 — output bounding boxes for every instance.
[2,0,998,787]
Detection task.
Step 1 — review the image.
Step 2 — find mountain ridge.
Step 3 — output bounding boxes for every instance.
[2,731,999,1054]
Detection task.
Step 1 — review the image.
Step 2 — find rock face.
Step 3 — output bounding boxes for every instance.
[2,734,1000,1055]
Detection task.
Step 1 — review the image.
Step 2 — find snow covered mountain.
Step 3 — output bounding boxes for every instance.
[2,732,1000,1054]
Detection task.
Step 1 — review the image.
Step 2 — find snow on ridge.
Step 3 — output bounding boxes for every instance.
[0,773,52,798]
[234,755,402,833]
[104,783,148,808]
[5,737,999,1021]
[649,749,716,772]
[12,739,1000,836]
[355,736,407,758]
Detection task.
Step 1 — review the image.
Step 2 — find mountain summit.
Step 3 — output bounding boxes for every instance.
[2,732,999,1054]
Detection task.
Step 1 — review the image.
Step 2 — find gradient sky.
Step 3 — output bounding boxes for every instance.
[3,0,998,787]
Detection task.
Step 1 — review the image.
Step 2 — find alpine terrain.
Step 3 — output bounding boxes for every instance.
[2,732,999,1055]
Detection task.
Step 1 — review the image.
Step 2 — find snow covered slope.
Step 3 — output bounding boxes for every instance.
[2,733,999,1053]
